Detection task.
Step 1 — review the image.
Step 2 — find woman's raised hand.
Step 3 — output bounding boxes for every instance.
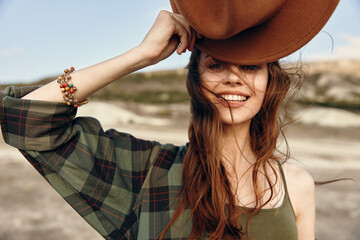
[139,10,199,65]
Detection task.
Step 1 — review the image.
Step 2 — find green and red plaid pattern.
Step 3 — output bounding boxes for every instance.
[0,86,193,239]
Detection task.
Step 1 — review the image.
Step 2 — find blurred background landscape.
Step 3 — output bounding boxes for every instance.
[0,60,360,240]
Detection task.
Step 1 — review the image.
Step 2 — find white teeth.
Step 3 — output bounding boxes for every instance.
[220,94,247,101]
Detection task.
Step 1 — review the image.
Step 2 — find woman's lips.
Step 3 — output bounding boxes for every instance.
[217,94,249,108]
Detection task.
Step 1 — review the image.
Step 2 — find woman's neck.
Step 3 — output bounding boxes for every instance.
[220,121,256,176]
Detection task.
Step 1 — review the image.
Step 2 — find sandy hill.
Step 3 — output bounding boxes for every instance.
[1,60,359,109]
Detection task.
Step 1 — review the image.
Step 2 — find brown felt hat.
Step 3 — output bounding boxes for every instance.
[170,0,340,65]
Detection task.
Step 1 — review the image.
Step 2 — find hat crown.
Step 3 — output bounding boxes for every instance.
[171,0,286,39]
[170,0,340,65]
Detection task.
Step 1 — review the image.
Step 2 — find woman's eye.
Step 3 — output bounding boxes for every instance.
[208,63,223,70]
[240,65,260,71]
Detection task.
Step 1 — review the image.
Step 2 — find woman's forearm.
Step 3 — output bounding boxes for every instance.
[21,11,197,103]
[22,46,151,102]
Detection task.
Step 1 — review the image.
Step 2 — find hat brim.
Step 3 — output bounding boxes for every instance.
[172,0,339,65]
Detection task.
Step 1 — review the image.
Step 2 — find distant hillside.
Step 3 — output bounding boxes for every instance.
[297,60,360,110]
[1,60,359,109]
[304,60,360,78]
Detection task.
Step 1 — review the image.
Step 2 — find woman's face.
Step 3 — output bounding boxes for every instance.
[198,52,268,126]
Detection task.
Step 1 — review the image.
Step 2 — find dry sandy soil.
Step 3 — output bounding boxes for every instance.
[0,101,359,240]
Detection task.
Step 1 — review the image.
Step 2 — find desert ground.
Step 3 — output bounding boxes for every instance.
[0,101,359,240]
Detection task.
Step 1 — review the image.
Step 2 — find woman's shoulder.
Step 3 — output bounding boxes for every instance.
[284,162,315,216]
[285,162,314,187]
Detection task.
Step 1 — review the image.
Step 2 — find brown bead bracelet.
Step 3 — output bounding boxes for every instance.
[57,67,88,107]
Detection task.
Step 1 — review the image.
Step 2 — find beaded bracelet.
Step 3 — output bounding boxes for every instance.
[57,67,88,107]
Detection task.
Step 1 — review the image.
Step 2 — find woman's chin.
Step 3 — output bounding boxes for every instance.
[216,105,258,127]
[219,115,252,127]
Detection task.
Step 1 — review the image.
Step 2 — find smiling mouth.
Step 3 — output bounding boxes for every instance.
[218,94,249,102]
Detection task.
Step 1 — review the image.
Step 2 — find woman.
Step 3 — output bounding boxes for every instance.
[0,0,339,239]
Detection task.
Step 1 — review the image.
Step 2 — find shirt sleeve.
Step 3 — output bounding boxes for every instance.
[0,86,161,239]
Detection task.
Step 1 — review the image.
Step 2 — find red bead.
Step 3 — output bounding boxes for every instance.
[64,83,68,87]
[60,84,64,88]
[74,104,78,108]
[70,67,75,72]
[70,89,75,93]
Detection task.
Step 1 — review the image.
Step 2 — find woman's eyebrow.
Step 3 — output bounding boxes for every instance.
[204,55,217,62]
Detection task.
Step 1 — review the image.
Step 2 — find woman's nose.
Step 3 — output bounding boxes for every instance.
[223,66,243,85]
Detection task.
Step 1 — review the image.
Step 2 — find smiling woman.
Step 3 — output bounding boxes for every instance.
[199,53,268,125]
[0,0,340,239]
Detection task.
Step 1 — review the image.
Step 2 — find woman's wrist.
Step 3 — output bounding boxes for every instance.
[130,44,163,68]
[21,47,153,103]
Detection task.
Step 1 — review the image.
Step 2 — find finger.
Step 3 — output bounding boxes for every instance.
[185,25,193,52]
[175,25,190,54]
[172,14,193,54]
[188,28,197,51]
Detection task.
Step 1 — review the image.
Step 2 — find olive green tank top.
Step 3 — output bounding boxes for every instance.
[237,164,298,240]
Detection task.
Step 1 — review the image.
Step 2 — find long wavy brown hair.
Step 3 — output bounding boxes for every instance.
[159,47,299,239]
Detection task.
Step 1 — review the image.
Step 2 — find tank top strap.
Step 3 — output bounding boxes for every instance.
[278,161,298,221]
[278,161,290,197]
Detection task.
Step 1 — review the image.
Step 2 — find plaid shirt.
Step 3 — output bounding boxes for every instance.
[0,86,197,240]
[0,86,298,240]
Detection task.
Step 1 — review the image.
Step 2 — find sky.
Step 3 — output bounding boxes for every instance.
[0,0,359,84]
